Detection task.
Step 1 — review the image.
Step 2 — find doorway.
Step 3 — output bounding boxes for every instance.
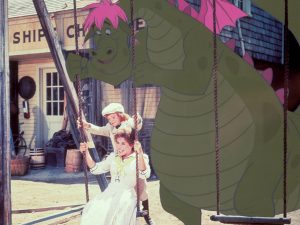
[41,68,64,145]
[10,61,19,137]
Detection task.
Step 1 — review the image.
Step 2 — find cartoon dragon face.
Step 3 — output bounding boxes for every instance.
[67,0,217,95]
[86,22,131,75]
[66,20,132,84]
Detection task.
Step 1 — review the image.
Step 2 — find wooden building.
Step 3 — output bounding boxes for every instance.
[8,0,160,158]
[9,0,90,150]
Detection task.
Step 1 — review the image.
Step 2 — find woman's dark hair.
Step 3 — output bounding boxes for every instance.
[114,128,135,145]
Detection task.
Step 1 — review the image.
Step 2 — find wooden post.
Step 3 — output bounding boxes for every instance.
[32,0,108,191]
[0,0,12,223]
[61,94,68,130]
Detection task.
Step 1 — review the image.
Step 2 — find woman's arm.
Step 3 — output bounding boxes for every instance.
[80,142,113,175]
[79,142,96,169]
[134,141,151,179]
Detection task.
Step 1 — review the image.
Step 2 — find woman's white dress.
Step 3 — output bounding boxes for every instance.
[80,152,151,225]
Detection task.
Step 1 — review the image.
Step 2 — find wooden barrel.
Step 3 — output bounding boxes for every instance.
[11,156,30,176]
[65,149,82,173]
[30,148,45,169]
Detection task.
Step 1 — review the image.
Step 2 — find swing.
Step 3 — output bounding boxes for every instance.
[72,0,148,219]
[210,0,291,224]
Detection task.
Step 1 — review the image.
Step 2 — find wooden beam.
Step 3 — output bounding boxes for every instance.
[32,0,108,191]
[0,0,11,223]
[48,213,81,225]
[210,215,291,224]
[12,204,84,214]
[22,206,83,225]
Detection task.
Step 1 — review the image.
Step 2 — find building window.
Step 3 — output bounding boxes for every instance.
[46,72,64,116]
[234,0,252,16]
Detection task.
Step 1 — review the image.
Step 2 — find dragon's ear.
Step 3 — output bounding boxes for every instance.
[84,25,95,43]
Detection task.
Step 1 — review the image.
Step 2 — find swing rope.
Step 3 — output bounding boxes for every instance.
[129,0,147,218]
[129,0,139,213]
[283,0,289,218]
[73,0,90,203]
[212,0,220,216]
[211,0,291,223]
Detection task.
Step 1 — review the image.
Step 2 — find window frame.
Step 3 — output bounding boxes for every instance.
[45,71,65,116]
[234,0,252,17]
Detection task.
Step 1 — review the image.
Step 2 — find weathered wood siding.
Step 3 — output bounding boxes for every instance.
[8,8,89,150]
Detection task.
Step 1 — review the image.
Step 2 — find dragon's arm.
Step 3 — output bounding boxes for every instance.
[66,53,89,81]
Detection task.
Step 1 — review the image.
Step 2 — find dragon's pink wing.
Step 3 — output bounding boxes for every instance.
[275,88,289,104]
[199,0,247,34]
[176,0,199,19]
[225,38,236,50]
[260,68,273,85]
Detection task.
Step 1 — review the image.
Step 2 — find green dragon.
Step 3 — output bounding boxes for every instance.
[66,0,300,224]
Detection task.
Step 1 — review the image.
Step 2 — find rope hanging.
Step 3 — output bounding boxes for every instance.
[129,0,147,218]
[210,0,291,224]
[73,0,90,203]
[283,0,289,218]
[212,0,220,216]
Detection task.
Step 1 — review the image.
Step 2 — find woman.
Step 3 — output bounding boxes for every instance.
[80,128,151,225]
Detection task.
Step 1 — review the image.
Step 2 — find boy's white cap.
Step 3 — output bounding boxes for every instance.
[102,103,124,116]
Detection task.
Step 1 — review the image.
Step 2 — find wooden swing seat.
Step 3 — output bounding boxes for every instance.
[210,215,291,224]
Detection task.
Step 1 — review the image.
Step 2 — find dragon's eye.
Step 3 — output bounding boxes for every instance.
[105,28,111,36]
[96,30,101,35]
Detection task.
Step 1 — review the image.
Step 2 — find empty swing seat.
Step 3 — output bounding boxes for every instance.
[210,215,291,224]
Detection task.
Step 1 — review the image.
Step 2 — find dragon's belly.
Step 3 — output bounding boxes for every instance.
[151,76,255,214]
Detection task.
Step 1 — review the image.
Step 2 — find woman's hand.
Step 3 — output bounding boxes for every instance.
[79,142,96,169]
[79,142,88,154]
[134,141,143,154]
[132,113,142,124]
[134,140,147,172]
[77,118,91,129]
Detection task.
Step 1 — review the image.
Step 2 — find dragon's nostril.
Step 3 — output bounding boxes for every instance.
[107,48,113,55]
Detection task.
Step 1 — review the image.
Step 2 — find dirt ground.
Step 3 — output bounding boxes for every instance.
[11,179,300,225]
[11,179,184,225]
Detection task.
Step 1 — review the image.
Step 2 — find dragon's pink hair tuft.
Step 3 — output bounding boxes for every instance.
[82,0,127,32]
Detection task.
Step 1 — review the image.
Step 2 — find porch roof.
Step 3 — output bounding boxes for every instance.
[8,0,93,18]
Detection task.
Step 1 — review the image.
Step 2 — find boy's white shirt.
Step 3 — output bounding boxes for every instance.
[87,114,143,152]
